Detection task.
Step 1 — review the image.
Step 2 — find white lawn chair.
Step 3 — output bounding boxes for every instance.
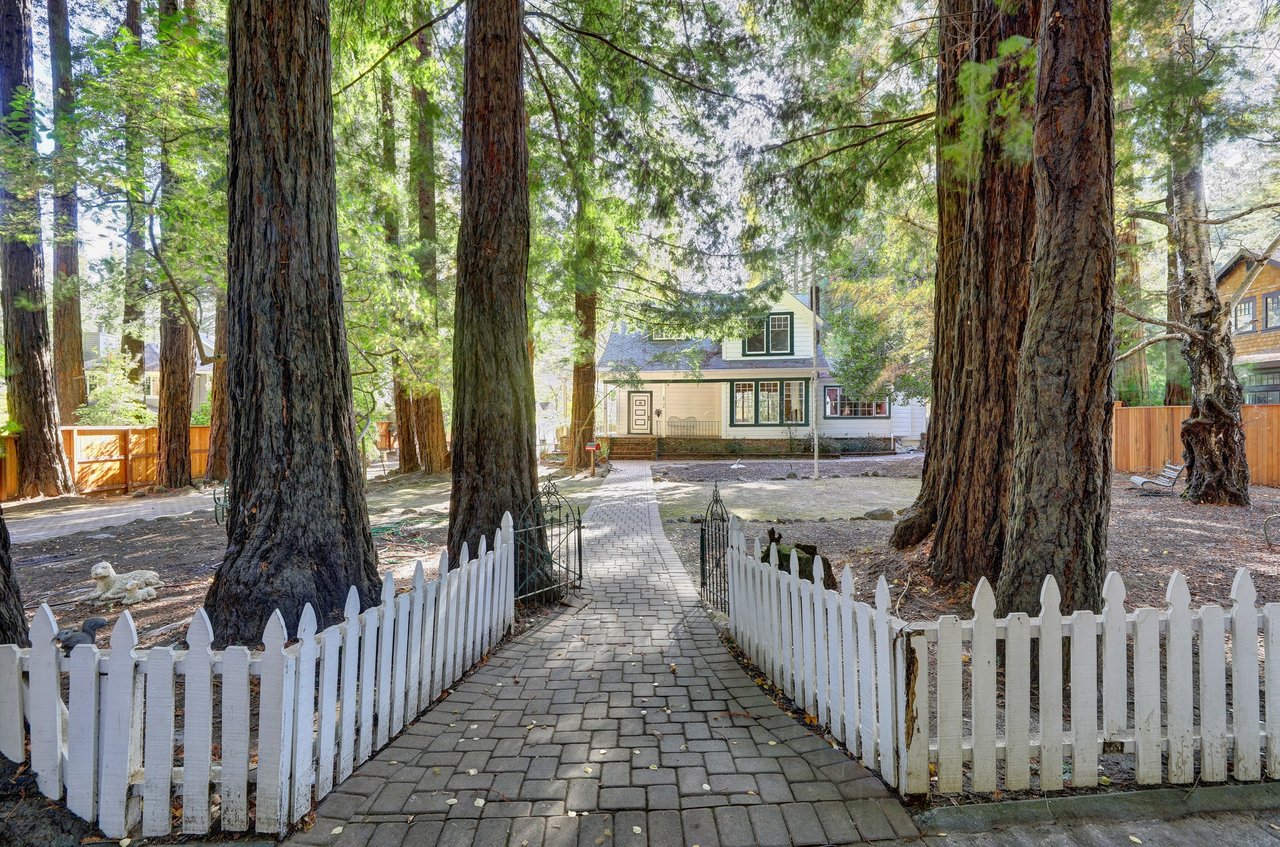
[1129,462,1185,495]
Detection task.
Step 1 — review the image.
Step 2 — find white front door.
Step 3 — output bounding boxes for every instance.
[629,392,652,435]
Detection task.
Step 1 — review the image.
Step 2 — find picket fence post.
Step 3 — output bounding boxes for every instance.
[1038,576,1064,791]
[184,609,215,833]
[970,578,996,793]
[291,604,319,823]
[28,605,62,799]
[66,641,100,820]
[0,643,24,764]
[376,574,395,748]
[98,611,138,839]
[1232,568,1262,780]
[256,610,296,836]
[221,644,251,831]
[1165,571,1194,783]
[839,569,858,757]
[141,644,175,836]
[338,587,361,783]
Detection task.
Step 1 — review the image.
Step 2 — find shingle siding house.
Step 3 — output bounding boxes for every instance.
[596,291,929,458]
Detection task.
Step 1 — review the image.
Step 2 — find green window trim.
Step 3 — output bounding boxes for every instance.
[740,312,795,357]
[729,378,809,427]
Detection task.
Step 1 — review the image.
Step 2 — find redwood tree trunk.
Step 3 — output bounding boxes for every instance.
[891,0,973,550]
[156,0,192,490]
[0,0,74,499]
[997,0,1115,615]
[394,377,420,472]
[157,299,193,487]
[412,22,449,474]
[1169,0,1249,506]
[567,286,597,470]
[48,0,85,423]
[925,0,1038,586]
[449,0,540,564]
[205,0,379,644]
[1114,217,1149,404]
[120,0,146,383]
[0,508,26,646]
[1163,184,1191,405]
[204,297,229,480]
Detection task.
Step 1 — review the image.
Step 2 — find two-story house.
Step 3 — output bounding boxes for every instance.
[595,290,929,459]
[1219,247,1280,404]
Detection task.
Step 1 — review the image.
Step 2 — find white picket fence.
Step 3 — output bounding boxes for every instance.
[726,520,1280,796]
[0,514,516,838]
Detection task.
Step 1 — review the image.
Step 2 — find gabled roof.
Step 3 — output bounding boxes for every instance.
[597,329,829,373]
[1215,247,1280,283]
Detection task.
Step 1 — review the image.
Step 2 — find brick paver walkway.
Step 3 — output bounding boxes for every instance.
[291,462,915,847]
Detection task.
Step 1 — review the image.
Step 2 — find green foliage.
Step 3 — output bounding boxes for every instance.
[945,35,1036,180]
[76,354,155,425]
[190,398,211,425]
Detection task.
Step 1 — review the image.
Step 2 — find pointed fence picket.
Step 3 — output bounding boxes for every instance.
[724,533,1280,799]
[0,513,519,837]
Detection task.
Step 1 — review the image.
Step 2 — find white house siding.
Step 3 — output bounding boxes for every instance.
[720,292,816,362]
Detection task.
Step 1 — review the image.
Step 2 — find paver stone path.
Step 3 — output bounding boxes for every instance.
[289,461,915,847]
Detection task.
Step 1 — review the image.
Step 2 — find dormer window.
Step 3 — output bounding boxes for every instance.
[743,313,793,356]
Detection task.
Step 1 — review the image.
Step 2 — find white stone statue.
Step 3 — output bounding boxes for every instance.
[90,561,163,603]
[121,578,158,606]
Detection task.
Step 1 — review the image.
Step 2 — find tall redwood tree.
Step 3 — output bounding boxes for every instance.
[448,0,541,561]
[48,0,86,423]
[0,0,74,498]
[997,0,1115,615]
[204,0,379,644]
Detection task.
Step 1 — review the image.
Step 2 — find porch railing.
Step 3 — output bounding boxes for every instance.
[665,418,721,437]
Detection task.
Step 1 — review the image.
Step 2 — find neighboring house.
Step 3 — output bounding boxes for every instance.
[596,290,929,458]
[1219,247,1280,404]
[82,326,214,412]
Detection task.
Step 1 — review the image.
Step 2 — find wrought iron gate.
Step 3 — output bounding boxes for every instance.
[513,479,583,603]
[699,483,731,613]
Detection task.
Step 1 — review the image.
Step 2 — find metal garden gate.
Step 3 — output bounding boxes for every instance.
[699,482,730,613]
[513,479,583,603]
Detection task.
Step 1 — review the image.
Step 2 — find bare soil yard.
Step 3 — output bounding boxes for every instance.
[658,459,1280,618]
[8,467,604,647]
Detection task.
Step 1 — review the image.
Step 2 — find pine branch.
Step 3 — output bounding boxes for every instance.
[1115,301,1202,337]
[523,40,572,170]
[333,0,465,99]
[1114,332,1183,363]
[524,8,750,105]
[147,214,220,365]
[763,112,935,153]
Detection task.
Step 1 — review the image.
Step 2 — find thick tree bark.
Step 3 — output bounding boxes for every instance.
[997,0,1115,616]
[204,296,229,480]
[0,508,26,646]
[120,0,146,383]
[1163,185,1191,405]
[565,57,599,473]
[48,0,85,423]
[449,0,540,565]
[925,0,1038,586]
[1169,1,1249,506]
[0,0,74,499]
[1114,217,1149,405]
[411,23,450,474]
[156,0,192,490]
[890,0,969,549]
[204,0,379,645]
[567,286,597,469]
[394,377,420,472]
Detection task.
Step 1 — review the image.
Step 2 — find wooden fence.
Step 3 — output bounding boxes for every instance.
[0,514,515,838]
[0,426,211,500]
[727,524,1280,797]
[1113,403,1280,486]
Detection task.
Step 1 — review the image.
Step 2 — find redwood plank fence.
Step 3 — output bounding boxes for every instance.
[726,520,1280,797]
[1113,402,1280,486]
[0,426,212,500]
[0,514,515,837]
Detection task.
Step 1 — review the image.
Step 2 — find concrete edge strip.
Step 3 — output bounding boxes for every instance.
[915,783,1280,834]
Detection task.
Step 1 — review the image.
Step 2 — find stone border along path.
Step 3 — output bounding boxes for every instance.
[290,461,917,847]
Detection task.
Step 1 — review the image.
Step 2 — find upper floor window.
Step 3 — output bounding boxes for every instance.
[743,313,793,355]
[824,386,889,418]
[650,327,685,341]
[1235,297,1257,334]
[1265,293,1280,331]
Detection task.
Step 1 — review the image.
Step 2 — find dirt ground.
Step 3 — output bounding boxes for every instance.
[9,467,605,648]
[659,458,1280,619]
